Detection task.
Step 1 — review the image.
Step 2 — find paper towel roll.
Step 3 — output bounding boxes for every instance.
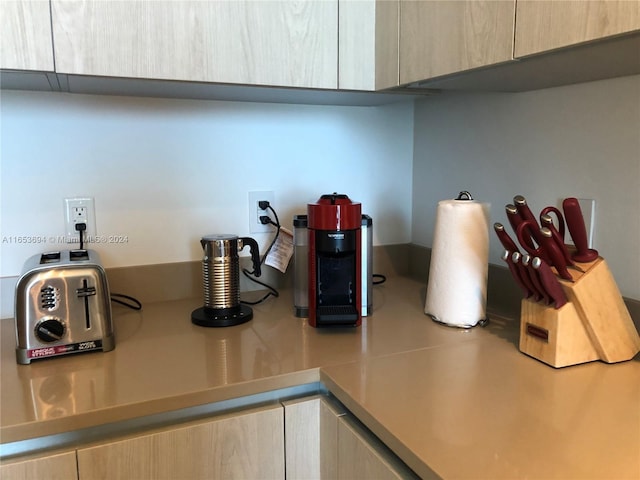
[425,195,490,328]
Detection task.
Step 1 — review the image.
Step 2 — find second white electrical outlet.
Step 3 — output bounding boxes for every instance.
[578,198,596,249]
[64,197,96,240]
[249,191,274,233]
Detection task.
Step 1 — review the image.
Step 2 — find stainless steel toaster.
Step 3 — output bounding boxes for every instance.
[15,249,115,364]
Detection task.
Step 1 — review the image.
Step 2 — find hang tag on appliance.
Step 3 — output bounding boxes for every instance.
[265,227,294,273]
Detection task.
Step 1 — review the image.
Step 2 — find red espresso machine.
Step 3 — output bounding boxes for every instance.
[307,193,362,327]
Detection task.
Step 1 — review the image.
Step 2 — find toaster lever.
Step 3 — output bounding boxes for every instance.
[76,285,96,297]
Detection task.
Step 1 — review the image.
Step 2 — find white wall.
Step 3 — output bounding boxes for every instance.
[412,75,640,300]
[1,91,414,316]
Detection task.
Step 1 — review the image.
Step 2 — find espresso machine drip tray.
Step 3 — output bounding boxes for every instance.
[191,305,253,328]
[316,305,359,326]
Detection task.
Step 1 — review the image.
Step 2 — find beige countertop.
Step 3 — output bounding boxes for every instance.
[2,275,639,478]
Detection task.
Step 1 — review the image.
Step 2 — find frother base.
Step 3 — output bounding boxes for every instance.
[191,305,253,327]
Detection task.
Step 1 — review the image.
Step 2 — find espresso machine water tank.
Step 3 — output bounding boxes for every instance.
[307,193,362,327]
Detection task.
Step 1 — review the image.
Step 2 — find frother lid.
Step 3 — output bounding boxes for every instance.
[201,234,238,241]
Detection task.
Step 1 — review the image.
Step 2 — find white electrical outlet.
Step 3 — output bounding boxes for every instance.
[578,198,596,249]
[64,197,96,240]
[248,191,274,233]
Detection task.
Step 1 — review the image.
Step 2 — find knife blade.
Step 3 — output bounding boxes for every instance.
[501,249,533,299]
[532,257,568,309]
[562,197,599,263]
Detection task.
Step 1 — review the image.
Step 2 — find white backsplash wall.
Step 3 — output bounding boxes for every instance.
[412,75,640,300]
[1,91,414,316]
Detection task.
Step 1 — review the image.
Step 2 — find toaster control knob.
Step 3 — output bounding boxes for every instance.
[34,318,66,343]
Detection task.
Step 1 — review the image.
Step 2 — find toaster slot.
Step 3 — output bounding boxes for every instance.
[70,249,90,261]
[39,252,61,264]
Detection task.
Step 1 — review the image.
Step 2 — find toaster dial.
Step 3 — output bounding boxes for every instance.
[34,318,66,343]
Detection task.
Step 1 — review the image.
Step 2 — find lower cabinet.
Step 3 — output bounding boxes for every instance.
[0,450,77,480]
[1,403,284,480]
[337,414,418,480]
[284,395,418,479]
[284,394,345,479]
[76,403,284,479]
[1,394,416,480]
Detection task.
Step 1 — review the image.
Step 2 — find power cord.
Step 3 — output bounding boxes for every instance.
[74,222,143,310]
[75,222,86,250]
[110,293,143,310]
[373,274,387,285]
[241,202,280,305]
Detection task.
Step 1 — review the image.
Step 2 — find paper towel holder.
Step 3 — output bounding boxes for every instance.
[456,191,473,201]
[425,190,490,329]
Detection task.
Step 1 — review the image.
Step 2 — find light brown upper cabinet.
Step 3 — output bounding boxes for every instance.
[515,0,640,58]
[399,0,516,85]
[0,0,54,71]
[51,0,338,89]
[339,0,399,91]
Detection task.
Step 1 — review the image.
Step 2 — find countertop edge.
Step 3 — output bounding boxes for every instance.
[320,371,442,480]
[1,369,320,447]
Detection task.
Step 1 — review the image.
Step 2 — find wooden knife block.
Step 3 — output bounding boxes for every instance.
[519,257,640,368]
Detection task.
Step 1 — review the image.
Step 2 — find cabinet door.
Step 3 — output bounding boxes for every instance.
[399,0,515,85]
[283,395,346,480]
[284,395,416,480]
[515,0,640,58]
[76,403,284,479]
[0,0,54,71]
[51,0,338,89]
[339,0,399,91]
[337,415,418,480]
[284,396,322,479]
[0,451,77,480]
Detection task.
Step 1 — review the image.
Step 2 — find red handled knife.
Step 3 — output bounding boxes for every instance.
[513,252,544,303]
[506,204,536,249]
[494,223,520,254]
[539,227,573,281]
[539,206,565,241]
[522,253,551,305]
[514,195,539,228]
[505,204,523,231]
[501,249,533,299]
[532,257,568,309]
[540,213,573,265]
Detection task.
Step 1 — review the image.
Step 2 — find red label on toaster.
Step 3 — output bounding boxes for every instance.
[28,341,102,359]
